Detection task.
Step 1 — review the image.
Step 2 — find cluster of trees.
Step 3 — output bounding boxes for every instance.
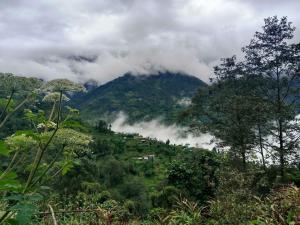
[187,16,300,179]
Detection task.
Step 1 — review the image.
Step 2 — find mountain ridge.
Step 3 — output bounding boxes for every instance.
[73,72,207,124]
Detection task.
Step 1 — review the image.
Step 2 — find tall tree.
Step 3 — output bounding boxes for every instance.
[242,16,300,178]
[187,56,257,170]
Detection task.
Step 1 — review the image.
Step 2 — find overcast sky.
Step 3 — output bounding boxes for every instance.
[0,0,299,83]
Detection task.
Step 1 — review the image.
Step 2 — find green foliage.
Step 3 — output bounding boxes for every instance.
[46,128,92,155]
[119,178,149,215]
[5,193,43,225]
[5,133,38,153]
[0,172,22,192]
[151,186,180,209]
[165,198,203,225]
[188,75,258,169]
[208,183,300,225]
[102,158,126,187]
[95,191,112,204]
[42,79,85,92]
[241,16,300,177]
[0,74,43,137]
[42,92,70,103]
[0,73,42,96]
[74,72,206,124]
[185,16,300,176]
[95,120,111,133]
[167,150,219,202]
[0,141,9,156]
[0,75,88,224]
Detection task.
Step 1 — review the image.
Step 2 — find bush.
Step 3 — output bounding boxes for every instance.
[250,185,300,225]
[80,181,103,194]
[151,186,179,209]
[164,198,203,225]
[119,178,149,216]
[167,150,219,202]
[208,185,300,225]
[102,158,125,186]
[95,191,112,204]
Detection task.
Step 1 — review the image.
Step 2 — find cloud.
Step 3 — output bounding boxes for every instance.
[0,0,299,83]
[111,112,215,149]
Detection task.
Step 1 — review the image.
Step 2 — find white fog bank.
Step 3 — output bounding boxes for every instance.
[111,113,215,149]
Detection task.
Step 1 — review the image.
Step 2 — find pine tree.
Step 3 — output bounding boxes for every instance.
[242,16,300,178]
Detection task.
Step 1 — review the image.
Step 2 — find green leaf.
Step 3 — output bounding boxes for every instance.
[4,194,23,201]
[11,202,37,225]
[0,140,10,156]
[27,193,43,202]
[0,172,22,191]
[6,218,19,225]
[14,130,36,137]
[62,162,74,175]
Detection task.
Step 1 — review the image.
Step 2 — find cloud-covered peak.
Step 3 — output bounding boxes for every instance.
[0,0,299,83]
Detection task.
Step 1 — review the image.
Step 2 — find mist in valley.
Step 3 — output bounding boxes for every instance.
[111,112,215,149]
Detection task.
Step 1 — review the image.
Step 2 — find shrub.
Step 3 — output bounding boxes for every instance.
[167,150,219,202]
[151,186,179,209]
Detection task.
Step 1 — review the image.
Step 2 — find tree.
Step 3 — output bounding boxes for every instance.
[96,120,110,133]
[187,56,257,170]
[242,16,300,178]
[119,177,149,216]
[186,17,300,173]
[102,158,125,186]
[167,150,219,202]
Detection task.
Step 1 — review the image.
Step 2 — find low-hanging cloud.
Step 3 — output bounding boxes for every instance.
[0,0,300,83]
[111,112,215,149]
[111,113,300,162]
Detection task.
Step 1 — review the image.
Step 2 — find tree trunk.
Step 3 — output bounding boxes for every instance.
[0,90,14,120]
[258,124,266,170]
[241,150,246,171]
[0,97,28,129]
[278,118,285,179]
[276,66,285,180]
[241,137,246,171]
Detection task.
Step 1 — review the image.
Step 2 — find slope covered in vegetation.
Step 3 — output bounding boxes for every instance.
[73,72,206,124]
[0,16,300,225]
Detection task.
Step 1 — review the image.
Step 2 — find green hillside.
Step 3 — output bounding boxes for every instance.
[74,72,206,124]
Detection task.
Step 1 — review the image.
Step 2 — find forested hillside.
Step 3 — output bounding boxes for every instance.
[74,72,206,124]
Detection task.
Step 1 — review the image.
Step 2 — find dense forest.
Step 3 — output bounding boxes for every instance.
[0,16,300,225]
[73,72,206,124]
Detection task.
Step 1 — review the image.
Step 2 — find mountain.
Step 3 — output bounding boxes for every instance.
[74,72,207,124]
